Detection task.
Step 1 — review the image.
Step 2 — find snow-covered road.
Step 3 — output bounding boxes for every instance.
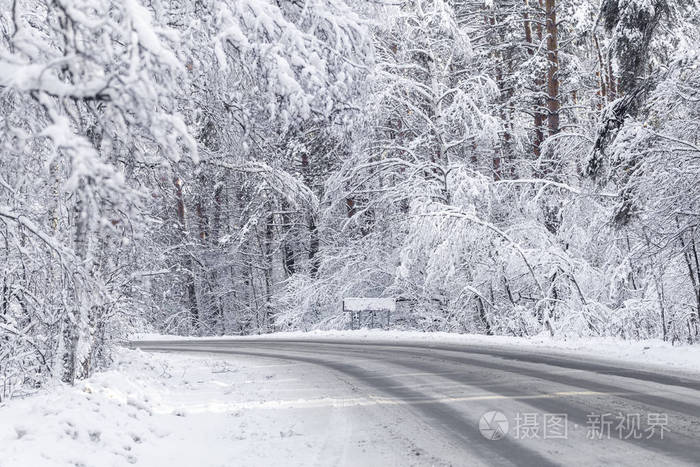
[2,335,700,466]
[130,337,700,466]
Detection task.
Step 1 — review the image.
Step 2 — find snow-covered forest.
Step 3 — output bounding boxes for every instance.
[1,0,700,397]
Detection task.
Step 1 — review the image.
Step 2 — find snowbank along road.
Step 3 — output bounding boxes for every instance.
[131,338,700,466]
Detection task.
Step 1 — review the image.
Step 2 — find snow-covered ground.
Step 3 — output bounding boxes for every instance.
[133,330,700,375]
[2,331,700,467]
[0,346,451,467]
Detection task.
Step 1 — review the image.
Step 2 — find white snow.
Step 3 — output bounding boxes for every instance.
[123,0,180,69]
[0,349,323,466]
[0,346,442,467]
[0,60,108,97]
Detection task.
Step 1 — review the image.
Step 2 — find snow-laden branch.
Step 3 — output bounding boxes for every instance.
[202,159,319,212]
[0,59,111,100]
[414,204,545,298]
[0,206,74,267]
[494,178,618,198]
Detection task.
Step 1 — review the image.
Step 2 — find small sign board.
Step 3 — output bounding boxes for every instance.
[343,297,396,312]
[342,297,395,329]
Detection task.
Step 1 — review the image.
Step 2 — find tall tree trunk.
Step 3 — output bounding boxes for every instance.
[263,211,275,331]
[300,153,319,275]
[545,0,560,137]
[174,176,199,332]
[62,186,89,384]
[593,35,608,109]
[279,200,296,277]
[526,0,546,159]
[308,216,319,276]
[607,51,617,101]
[488,12,503,181]
[211,182,225,333]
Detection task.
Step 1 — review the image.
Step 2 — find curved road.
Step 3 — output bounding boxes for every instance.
[131,338,700,466]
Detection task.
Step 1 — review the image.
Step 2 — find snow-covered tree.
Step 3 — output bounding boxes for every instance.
[3,0,699,400]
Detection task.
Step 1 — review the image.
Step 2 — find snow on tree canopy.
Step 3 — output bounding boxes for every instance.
[212,0,371,125]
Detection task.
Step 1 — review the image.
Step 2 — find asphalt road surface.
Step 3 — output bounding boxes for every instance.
[131,338,700,466]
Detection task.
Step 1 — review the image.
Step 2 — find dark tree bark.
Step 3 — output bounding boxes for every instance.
[545,0,560,137]
[174,176,199,332]
[525,0,546,159]
[300,152,319,275]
